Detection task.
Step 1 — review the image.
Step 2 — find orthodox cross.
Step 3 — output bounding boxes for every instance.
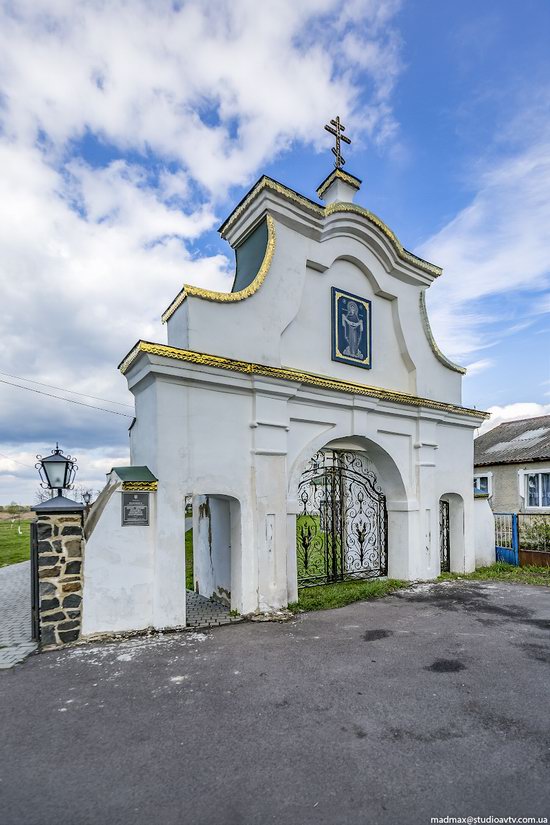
[324,116,351,169]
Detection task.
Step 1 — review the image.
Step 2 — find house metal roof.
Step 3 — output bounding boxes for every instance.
[474,415,550,466]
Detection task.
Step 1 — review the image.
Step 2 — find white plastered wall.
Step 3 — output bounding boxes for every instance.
[81,481,156,636]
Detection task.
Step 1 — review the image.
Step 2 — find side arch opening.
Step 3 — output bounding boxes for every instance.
[439,493,465,573]
[187,494,243,628]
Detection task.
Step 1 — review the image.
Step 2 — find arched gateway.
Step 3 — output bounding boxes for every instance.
[297,450,387,586]
[81,134,489,638]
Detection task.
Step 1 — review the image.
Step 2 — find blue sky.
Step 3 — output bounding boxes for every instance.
[0,0,549,503]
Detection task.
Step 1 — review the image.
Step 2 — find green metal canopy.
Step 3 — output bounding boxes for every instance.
[111,466,158,482]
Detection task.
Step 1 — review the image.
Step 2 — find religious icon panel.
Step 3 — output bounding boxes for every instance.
[331,287,372,369]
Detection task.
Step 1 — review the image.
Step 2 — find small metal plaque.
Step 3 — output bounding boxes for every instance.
[122,492,149,526]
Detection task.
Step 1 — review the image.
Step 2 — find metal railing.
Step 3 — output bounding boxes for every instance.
[495,512,550,565]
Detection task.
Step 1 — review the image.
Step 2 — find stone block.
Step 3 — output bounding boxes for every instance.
[40,626,57,647]
[58,619,80,632]
[37,523,52,540]
[39,581,57,597]
[41,597,60,611]
[58,629,79,644]
[65,561,82,575]
[41,610,66,622]
[61,526,82,536]
[62,593,82,608]
[66,609,81,619]
[51,539,64,553]
[38,554,59,567]
[61,582,81,593]
[64,539,82,558]
[38,566,61,579]
[37,540,53,553]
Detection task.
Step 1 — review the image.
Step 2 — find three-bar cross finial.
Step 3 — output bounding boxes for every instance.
[324,116,351,169]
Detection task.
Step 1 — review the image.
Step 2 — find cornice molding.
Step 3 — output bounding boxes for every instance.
[122,481,158,491]
[119,340,487,419]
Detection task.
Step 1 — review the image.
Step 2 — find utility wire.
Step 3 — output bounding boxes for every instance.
[0,378,134,417]
[0,370,133,408]
[0,451,35,469]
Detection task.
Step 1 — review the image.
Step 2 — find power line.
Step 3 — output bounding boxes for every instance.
[0,370,133,408]
[0,378,134,417]
[0,451,35,469]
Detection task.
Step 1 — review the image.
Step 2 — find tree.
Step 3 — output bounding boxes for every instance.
[34,488,53,505]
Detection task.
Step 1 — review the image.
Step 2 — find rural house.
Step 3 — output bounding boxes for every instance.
[474,415,550,514]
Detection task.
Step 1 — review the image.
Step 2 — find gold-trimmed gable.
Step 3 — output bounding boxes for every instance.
[218,176,442,278]
[161,214,276,322]
[119,340,487,419]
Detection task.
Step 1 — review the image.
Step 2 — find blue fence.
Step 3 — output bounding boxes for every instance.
[495,512,550,565]
[495,513,518,565]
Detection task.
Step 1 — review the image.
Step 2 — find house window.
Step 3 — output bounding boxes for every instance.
[474,474,490,495]
[525,472,550,508]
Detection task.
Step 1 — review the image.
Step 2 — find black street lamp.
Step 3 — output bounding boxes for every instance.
[36,444,78,497]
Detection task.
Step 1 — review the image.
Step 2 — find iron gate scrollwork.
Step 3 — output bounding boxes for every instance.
[439,499,450,573]
[296,450,388,587]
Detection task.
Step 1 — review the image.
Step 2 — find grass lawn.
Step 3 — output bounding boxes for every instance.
[289,577,408,613]
[288,562,550,614]
[439,561,550,587]
[185,529,194,590]
[0,519,32,567]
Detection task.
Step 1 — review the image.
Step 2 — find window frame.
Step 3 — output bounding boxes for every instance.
[522,468,550,510]
[473,472,492,497]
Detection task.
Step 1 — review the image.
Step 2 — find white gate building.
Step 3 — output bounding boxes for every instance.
[82,166,488,636]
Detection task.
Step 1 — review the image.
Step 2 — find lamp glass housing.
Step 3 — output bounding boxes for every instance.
[41,453,71,490]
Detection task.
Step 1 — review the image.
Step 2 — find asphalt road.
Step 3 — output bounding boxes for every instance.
[1,581,549,825]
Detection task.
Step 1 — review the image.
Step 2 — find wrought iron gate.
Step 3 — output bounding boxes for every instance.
[30,521,40,642]
[296,450,387,587]
[439,500,450,572]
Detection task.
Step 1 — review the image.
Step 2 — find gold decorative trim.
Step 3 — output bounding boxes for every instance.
[218,176,441,277]
[161,215,276,322]
[119,340,488,419]
[316,169,361,199]
[419,291,466,375]
[122,481,158,492]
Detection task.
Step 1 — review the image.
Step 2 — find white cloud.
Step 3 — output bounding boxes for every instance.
[0,0,403,503]
[0,0,402,192]
[463,358,494,377]
[0,444,129,506]
[477,402,550,435]
[421,140,550,361]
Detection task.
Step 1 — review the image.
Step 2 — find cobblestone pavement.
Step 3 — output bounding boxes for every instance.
[0,562,37,669]
[185,590,243,629]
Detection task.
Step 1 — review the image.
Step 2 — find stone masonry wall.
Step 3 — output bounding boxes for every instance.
[36,512,83,648]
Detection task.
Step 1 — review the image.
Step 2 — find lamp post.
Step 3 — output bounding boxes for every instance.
[36,444,77,497]
[82,489,93,518]
[32,444,84,650]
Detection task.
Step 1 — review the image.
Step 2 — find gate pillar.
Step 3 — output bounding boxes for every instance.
[31,498,85,650]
